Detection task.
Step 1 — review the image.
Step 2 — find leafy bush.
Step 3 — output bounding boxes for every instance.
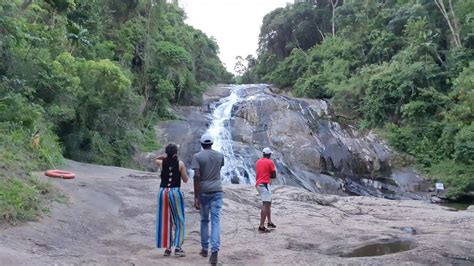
[0,84,63,175]
[293,37,360,99]
[266,48,308,87]
[454,124,474,165]
[429,161,474,200]
[294,75,332,98]
[154,41,192,66]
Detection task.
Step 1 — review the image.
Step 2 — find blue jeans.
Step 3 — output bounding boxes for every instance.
[199,192,223,253]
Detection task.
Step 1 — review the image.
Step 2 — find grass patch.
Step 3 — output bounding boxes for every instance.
[0,122,64,225]
[0,176,59,225]
[0,122,63,176]
[138,127,161,153]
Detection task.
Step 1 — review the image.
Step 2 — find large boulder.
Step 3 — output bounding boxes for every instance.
[228,87,407,196]
[230,117,253,143]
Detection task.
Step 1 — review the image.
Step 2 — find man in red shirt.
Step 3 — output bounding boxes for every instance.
[255,147,277,232]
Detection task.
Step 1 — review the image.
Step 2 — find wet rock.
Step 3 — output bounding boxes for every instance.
[337,238,416,257]
[226,86,420,197]
[230,176,240,184]
[252,131,270,145]
[286,241,319,251]
[268,111,312,140]
[298,147,323,169]
[230,117,253,143]
[431,196,446,204]
[203,84,232,105]
[466,205,474,212]
[400,227,417,235]
[232,101,259,126]
[321,143,351,172]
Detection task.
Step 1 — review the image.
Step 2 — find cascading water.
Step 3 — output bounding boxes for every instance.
[205,85,256,185]
[167,82,428,199]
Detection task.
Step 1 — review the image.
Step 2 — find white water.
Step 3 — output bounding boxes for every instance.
[205,85,256,185]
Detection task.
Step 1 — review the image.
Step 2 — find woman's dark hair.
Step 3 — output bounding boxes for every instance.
[165,143,178,160]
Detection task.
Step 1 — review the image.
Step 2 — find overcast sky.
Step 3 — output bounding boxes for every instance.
[178,0,291,73]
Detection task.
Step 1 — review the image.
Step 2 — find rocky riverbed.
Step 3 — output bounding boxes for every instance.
[1,160,473,265]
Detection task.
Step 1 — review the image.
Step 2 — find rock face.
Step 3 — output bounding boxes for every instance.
[232,94,389,175]
[1,160,472,265]
[227,85,426,199]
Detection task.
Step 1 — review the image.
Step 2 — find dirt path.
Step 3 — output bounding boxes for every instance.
[1,160,473,265]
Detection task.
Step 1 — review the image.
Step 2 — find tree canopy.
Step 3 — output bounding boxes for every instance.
[0,0,232,171]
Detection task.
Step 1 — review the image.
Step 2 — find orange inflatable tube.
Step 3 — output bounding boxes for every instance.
[45,170,75,179]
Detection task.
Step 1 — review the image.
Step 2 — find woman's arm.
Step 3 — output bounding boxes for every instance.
[155,159,163,170]
[155,154,166,170]
[179,161,189,183]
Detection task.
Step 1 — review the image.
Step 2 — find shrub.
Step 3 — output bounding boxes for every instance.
[429,161,474,200]
[454,124,474,164]
[0,176,56,224]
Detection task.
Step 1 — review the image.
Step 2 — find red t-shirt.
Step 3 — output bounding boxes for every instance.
[255,158,276,187]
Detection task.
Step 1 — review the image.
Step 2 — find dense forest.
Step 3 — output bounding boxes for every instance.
[241,0,473,199]
[0,0,231,170]
[0,0,232,222]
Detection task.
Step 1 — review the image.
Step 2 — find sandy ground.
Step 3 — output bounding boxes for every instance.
[0,160,473,265]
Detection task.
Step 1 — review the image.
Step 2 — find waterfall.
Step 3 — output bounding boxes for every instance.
[205,85,256,185]
[184,84,426,199]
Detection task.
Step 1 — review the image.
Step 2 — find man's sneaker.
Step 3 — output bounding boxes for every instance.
[258,226,271,233]
[163,249,172,256]
[209,251,218,264]
[267,222,277,228]
[174,248,186,257]
[199,249,208,257]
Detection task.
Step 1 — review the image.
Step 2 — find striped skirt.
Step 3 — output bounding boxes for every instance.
[156,187,185,249]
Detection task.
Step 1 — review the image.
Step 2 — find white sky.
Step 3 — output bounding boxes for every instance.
[178,0,291,73]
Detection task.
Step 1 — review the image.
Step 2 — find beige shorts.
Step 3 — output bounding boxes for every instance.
[256,184,272,202]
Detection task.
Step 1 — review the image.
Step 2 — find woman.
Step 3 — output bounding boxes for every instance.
[155,143,189,257]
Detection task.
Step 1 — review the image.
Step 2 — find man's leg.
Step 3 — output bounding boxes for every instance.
[209,192,223,264]
[199,194,210,252]
[209,192,223,253]
[265,202,272,225]
[257,185,268,228]
[259,203,267,227]
[264,185,274,227]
